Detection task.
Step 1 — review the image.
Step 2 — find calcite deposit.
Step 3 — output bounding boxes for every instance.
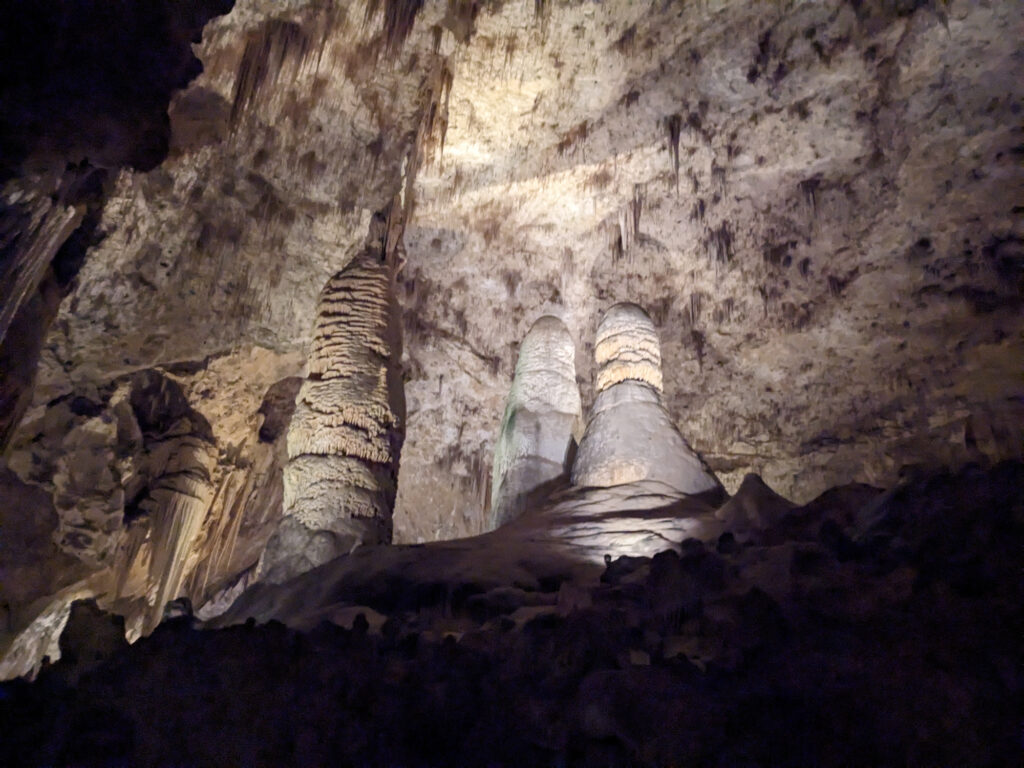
[573,304,723,497]
[0,0,1022,698]
[490,315,581,528]
[259,217,405,583]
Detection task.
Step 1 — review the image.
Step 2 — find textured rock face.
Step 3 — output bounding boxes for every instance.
[259,225,404,583]
[573,304,722,497]
[0,0,233,445]
[1,0,1022,674]
[398,0,1024,527]
[490,315,581,528]
[593,303,663,395]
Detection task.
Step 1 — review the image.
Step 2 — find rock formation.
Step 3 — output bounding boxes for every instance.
[0,369,219,677]
[4,462,1021,767]
[572,303,723,499]
[0,0,1021,695]
[258,217,405,584]
[490,315,581,528]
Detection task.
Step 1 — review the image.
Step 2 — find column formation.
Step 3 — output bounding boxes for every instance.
[259,223,404,583]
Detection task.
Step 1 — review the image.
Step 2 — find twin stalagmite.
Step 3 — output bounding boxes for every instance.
[494,302,722,523]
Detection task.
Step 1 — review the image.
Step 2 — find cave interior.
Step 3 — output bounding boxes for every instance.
[0,1,1022,765]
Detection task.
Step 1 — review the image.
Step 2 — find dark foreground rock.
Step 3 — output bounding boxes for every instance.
[1,462,1021,767]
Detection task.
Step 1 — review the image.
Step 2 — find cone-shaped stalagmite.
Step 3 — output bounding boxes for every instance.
[572,303,722,496]
[490,316,582,528]
[259,217,405,583]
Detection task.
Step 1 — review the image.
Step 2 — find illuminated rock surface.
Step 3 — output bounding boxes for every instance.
[573,304,723,497]
[0,0,1021,746]
[490,315,581,528]
[258,218,405,584]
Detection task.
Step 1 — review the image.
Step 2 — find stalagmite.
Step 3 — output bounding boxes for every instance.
[572,303,722,496]
[490,315,582,528]
[258,216,405,584]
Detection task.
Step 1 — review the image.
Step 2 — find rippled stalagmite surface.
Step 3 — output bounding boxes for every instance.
[258,217,405,584]
[573,304,723,498]
[490,315,582,529]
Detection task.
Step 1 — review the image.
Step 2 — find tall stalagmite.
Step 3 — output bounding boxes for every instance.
[490,315,582,528]
[258,216,404,583]
[572,303,722,497]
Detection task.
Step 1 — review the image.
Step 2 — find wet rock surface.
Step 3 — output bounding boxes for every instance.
[2,462,1020,767]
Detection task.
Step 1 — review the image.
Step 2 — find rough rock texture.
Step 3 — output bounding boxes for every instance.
[593,302,664,394]
[0,0,234,445]
[259,221,405,584]
[573,304,722,497]
[0,370,228,678]
[1,463,1020,767]
[1,0,1022,674]
[490,315,581,529]
[399,0,1024,527]
[1,0,444,675]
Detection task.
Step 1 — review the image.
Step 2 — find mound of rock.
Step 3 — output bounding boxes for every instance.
[1,462,1020,767]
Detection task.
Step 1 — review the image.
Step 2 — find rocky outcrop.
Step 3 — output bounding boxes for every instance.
[490,315,581,528]
[0,0,234,448]
[3,462,1020,767]
[258,219,405,584]
[0,370,221,677]
[572,304,722,499]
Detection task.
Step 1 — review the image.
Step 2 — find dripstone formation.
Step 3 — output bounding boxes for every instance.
[490,315,582,528]
[258,219,404,584]
[572,304,722,498]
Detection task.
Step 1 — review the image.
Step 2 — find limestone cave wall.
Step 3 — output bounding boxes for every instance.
[0,0,1021,676]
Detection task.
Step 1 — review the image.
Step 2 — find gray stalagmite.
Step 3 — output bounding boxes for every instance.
[490,316,582,528]
[258,217,405,583]
[572,303,722,496]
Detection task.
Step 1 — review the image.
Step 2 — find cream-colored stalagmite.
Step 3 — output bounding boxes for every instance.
[572,303,722,496]
[258,216,405,584]
[490,316,582,528]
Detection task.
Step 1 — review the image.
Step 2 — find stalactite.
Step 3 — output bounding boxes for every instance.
[800,176,820,214]
[690,291,704,325]
[139,436,217,631]
[665,114,683,192]
[230,19,312,127]
[0,201,83,349]
[364,0,425,57]
[419,63,454,166]
[630,183,645,242]
[706,221,734,265]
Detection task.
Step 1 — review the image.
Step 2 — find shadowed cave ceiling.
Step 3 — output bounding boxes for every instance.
[0,0,1021,675]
